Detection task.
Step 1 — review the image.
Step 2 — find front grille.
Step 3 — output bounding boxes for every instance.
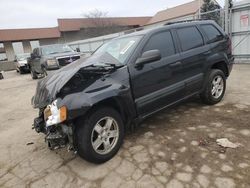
[58,56,80,66]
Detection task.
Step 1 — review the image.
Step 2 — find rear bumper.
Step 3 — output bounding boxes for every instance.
[19,65,30,71]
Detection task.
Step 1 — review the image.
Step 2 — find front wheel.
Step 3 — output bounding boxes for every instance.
[200,69,226,105]
[76,107,124,164]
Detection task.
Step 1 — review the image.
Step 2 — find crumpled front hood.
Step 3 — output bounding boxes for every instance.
[32,53,120,108]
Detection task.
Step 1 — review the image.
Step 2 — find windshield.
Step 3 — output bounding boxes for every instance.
[94,36,142,64]
[42,44,74,55]
[16,53,30,61]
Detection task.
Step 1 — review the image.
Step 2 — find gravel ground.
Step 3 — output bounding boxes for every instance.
[0,64,250,188]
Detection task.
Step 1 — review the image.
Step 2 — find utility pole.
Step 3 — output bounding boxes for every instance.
[225,0,229,34]
[198,0,201,19]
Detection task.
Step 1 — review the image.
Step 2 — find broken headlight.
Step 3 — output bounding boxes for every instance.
[44,100,67,126]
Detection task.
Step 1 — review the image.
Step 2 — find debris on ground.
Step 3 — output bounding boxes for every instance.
[216,138,241,149]
[199,138,209,146]
[26,142,34,146]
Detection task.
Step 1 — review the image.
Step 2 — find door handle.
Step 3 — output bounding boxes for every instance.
[169,61,182,68]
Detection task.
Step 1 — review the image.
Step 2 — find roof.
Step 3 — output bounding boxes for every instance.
[0,27,60,42]
[147,0,200,25]
[58,17,152,31]
[120,20,215,38]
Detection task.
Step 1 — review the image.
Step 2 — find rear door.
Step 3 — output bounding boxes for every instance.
[129,30,185,116]
[175,25,210,95]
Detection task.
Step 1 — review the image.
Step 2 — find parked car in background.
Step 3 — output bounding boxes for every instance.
[28,44,80,79]
[15,53,30,74]
[32,20,233,164]
[0,71,4,79]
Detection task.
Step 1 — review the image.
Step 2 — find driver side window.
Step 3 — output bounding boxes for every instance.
[143,31,176,58]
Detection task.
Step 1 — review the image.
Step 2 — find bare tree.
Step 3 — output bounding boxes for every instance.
[82,9,128,37]
[83,9,113,28]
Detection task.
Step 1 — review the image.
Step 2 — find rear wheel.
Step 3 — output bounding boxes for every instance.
[31,69,38,79]
[76,107,124,164]
[42,66,47,77]
[19,68,24,74]
[200,69,226,105]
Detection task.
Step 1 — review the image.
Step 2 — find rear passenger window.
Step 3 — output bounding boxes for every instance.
[177,26,203,51]
[201,24,223,43]
[143,31,175,58]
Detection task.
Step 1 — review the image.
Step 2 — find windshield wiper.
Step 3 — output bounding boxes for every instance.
[103,62,124,69]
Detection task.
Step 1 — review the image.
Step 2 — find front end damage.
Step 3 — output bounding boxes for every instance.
[31,52,133,151]
[33,107,74,150]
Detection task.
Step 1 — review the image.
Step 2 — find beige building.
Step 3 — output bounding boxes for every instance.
[0,17,151,62]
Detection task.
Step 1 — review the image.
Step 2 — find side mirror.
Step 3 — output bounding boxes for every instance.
[14,59,17,62]
[135,49,161,68]
[76,47,80,52]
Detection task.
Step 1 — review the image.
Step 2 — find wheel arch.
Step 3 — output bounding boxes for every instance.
[210,61,229,77]
[73,96,134,130]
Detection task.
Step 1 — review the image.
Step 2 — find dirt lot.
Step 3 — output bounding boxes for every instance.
[0,64,250,188]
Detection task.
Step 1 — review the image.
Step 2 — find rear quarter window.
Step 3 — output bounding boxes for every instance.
[201,24,224,43]
[176,26,204,52]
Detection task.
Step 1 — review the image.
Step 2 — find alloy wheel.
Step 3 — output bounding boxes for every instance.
[211,75,224,99]
[91,117,119,155]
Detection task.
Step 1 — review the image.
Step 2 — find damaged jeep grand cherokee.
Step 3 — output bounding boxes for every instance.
[32,20,233,164]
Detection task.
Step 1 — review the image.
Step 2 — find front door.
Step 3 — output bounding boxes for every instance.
[129,30,185,116]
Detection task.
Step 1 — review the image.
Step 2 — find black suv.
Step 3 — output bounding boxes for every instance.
[28,44,80,79]
[32,20,233,164]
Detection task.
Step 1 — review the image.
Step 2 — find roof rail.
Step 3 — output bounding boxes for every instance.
[164,19,208,26]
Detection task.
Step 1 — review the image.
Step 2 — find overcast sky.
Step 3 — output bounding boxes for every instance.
[0,0,225,29]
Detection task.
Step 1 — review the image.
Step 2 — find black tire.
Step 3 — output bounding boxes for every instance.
[31,69,38,79]
[41,66,47,77]
[76,107,124,164]
[200,69,226,105]
[19,69,24,74]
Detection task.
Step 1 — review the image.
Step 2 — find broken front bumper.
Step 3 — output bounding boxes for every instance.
[33,117,74,150]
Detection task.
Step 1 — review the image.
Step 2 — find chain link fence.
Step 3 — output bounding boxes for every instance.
[69,5,250,62]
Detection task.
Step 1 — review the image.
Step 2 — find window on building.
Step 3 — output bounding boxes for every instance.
[143,31,176,58]
[201,24,223,43]
[0,43,7,61]
[12,42,24,55]
[30,40,40,50]
[177,26,204,51]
